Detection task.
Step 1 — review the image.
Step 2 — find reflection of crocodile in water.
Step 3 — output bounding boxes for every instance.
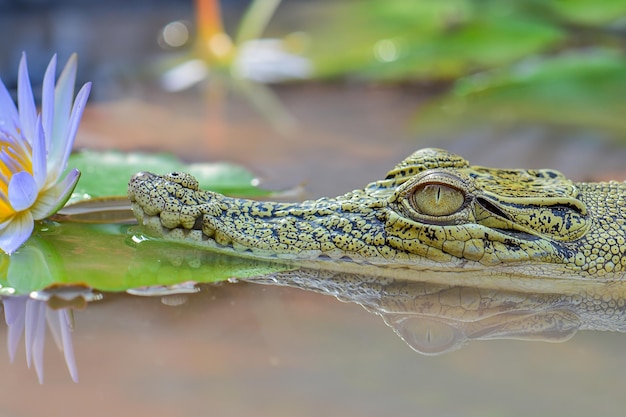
[128,148,626,281]
[126,239,626,354]
[246,269,626,354]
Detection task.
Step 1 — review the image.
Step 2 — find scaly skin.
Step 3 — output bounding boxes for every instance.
[127,148,626,280]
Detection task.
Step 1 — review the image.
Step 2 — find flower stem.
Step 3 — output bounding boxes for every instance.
[194,0,234,64]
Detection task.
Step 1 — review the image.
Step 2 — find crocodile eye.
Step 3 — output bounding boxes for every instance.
[410,184,465,216]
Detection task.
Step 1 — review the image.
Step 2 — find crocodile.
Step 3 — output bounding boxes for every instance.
[127,148,626,281]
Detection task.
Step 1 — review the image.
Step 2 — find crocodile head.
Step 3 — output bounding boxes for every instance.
[128,148,622,278]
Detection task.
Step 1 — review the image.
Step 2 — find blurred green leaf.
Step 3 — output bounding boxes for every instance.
[304,0,625,136]
[309,0,563,80]
[68,150,270,204]
[416,50,626,134]
[548,0,626,25]
[363,17,563,80]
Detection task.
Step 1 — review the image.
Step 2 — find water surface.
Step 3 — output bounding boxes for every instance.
[2,73,626,417]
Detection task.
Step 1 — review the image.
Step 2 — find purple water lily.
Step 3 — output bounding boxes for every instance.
[0,53,91,254]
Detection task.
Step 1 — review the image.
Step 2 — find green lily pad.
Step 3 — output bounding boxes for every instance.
[0,151,287,295]
[68,150,271,205]
[0,222,291,295]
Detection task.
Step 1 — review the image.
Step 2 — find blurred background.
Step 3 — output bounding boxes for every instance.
[1,2,626,416]
[0,0,624,195]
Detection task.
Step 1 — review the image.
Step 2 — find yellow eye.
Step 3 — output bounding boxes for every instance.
[411,184,464,216]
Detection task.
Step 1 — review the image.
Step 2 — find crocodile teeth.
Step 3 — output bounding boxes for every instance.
[202,224,215,239]
[180,214,197,229]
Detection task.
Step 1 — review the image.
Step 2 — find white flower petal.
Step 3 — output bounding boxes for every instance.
[3,297,26,363]
[0,217,12,232]
[31,117,47,189]
[49,82,91,184]
[24,298,36,368]
[0,76,19,136]
[17,53,37,144]
[3,296,24,325]
[8,171,38,212]
[60,310,78,382]
[50,54,77,169]
[0,148,27,175]
[25,297,46,379]
[30,168,80,220]
[7,320,23,363]
[32,302,47,384]
[41,55,57,151]
[0,211,34,255]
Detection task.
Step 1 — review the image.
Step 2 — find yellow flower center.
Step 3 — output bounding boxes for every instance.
[0,134,33,221]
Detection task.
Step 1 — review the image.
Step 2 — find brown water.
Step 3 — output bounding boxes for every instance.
[3,79,626,417]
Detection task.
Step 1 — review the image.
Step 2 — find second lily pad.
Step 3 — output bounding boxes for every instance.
[67,150,271,205]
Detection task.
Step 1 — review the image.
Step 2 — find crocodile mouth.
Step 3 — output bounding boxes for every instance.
[491,228,539,241]
[130,203,349,262]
